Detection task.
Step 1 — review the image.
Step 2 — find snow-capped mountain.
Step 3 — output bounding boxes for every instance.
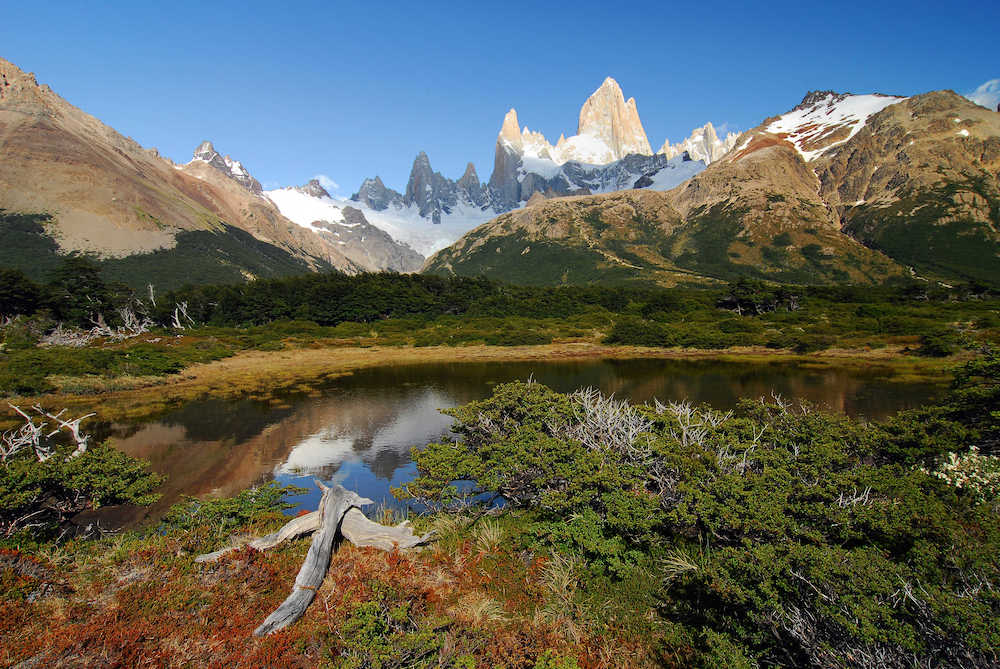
[659,122,739,164]
[486,77,727,211]
[345,77,735,254]
[757,91,907,162]
[174,78,741,268]
[500,77,654,166]
[265,180,423,272]
[427,88,1000,288]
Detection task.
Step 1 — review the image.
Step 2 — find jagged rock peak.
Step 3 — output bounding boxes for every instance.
[350,175,403,211]
[659,122,739,165]
[491,77,654,167]
[498,109,522,148]
[576,77,653,159]
[193,140,217,161]
[0,58,38,98]
[458,163,480,187]
[297,178,330,199]
[189,140,262,194]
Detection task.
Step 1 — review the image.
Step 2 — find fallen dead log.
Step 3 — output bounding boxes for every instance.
[194,481,432,635]
[195,507,429,563]
[252,482,358,636]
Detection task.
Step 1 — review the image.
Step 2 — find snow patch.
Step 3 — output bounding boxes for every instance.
[353,201,496,256]
[265,187,348,230]
[644,158,707,191]
[518,155,563,180]
[766,93,907,162]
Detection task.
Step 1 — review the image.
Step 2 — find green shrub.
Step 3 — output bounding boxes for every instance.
[163,481,304,535]
[793,334,836,353]
[916,330,959,357]
[483,330,552,346]
[1,441,161,544]
[332,582,443,668]
[402,370,1000,667]
[603,317,673,347]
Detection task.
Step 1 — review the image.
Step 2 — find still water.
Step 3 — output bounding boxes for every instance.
[103,358,942,524]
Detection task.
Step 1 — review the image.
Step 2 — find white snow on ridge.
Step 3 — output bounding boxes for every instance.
[518,154,563,180]
[265,187,348,230]
[268,185,492,257]
[353,202,495,257]
[645,158,707,191]
[766,94,907,162]
[554,133,617,165]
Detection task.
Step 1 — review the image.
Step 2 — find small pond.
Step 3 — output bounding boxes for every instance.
[100,358,943,525]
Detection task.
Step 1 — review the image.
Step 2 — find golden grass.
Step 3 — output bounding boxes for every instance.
[2,342,959,424]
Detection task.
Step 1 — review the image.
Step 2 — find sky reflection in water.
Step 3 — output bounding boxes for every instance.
[106,358,942,522]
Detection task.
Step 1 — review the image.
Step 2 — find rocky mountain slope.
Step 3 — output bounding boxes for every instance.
[346,78,734,254]
[425,89,1000,286]
[0,58,361,288]
[265,180,423,272]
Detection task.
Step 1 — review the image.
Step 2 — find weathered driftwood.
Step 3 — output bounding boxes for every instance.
[340,508,429,551]
[253,482,364,636]
[194,511,323,563]
[194,481,432,635]
[195,506,429,564]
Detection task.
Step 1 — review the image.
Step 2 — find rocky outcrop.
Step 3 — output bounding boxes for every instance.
[190,140,263,194]
[297,178,330,199]
[315,207,423,273]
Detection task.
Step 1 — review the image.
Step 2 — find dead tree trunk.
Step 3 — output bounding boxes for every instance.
[195,481,432,636]
[252,482,360,636]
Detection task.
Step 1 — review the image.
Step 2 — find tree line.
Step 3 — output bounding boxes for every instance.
[2,257,997,330]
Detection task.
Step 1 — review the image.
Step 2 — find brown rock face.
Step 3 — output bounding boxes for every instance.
[0,57,357,274]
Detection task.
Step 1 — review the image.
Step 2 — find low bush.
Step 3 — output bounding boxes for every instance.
[1,417,161,544]
[401,353,1000,666]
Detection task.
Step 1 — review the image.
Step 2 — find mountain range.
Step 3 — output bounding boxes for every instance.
[426,89,1000,286]
[338,77,731,254]
[1,54,997,289]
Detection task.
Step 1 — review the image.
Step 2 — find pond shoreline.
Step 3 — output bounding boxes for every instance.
[3,342,958,424]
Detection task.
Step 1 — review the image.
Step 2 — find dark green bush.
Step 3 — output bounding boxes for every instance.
[793,334,836,353]
[603,317,673,347]
[916,330,959,357]
[1,442,161,544]
[402,366,1000,667]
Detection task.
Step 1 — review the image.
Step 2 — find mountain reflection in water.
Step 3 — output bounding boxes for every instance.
[105,358,942,525]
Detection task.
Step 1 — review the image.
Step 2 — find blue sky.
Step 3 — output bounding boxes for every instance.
[2,1,997,195]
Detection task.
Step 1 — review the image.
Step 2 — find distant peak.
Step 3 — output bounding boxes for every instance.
[193,140,218,160]
[599,76,622,92]
[799,90,848,107]
[298,178,330,199]
[498,108,522,147]
[412,151,432,169]
[576,76,652,159]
